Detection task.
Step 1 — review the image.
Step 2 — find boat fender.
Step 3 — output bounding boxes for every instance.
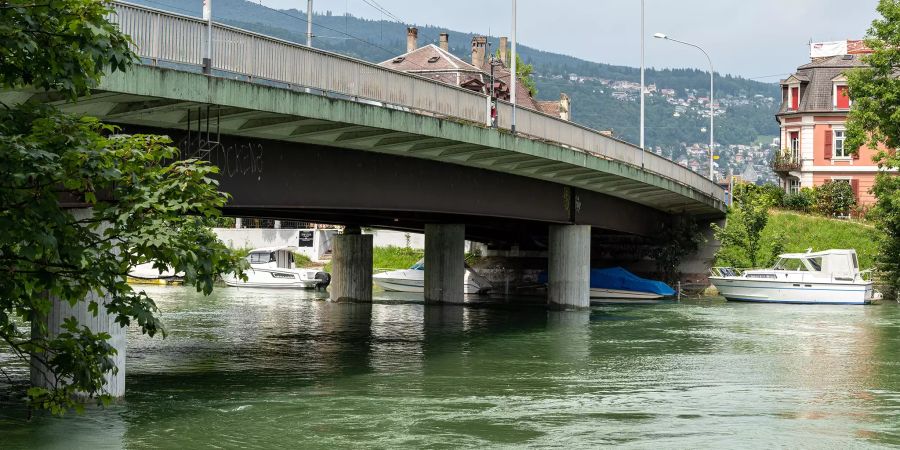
[315,272,331,289]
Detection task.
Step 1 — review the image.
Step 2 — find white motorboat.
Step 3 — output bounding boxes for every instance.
[223,246,330,289]
[128,261,184,285]
[709,249,881,305]
[373,259,492,294]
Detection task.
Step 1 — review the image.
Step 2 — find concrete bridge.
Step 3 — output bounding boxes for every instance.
[14,2,727,397]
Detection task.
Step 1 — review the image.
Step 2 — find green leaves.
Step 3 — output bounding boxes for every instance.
[845,0,900,298]
[0,0,136,100]
[0,1,243,415]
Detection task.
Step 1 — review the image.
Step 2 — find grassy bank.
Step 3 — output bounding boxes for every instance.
[321,246,424,273]
[758,210,880,269]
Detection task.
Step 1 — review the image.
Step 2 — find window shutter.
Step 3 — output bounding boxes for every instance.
[851,178,860,200]
[824,130,832,159]
[791,87,799,110]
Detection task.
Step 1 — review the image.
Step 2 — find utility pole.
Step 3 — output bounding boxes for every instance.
[203,0,212,73]
[306,0,313,47]
[510,0,517,135]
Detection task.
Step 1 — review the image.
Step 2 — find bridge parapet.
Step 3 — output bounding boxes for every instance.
[110,1,724,207]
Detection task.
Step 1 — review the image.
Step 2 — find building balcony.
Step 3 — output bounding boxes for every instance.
[771,151,801,174]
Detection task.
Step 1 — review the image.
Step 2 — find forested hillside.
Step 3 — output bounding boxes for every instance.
[131,0,781,180]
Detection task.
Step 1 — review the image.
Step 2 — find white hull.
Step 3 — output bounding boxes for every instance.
[373,269,490,294]
[223,268,321,289]
[710,277,874,304]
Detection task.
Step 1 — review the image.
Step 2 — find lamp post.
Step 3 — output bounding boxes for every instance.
[640,0,645,158]
[654,33,715,181]
[510,0,517,134]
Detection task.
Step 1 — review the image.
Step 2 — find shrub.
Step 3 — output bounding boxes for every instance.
[732,182,783,208]
[783,188,815,213]
[815,181,857,217]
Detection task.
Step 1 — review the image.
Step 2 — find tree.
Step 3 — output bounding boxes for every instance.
[713,183,784,268]
[497,50,537,97]
[845,0,900,297]
[0,0,244,414]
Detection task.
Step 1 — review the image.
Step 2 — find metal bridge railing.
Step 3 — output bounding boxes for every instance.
[109,1,723,203]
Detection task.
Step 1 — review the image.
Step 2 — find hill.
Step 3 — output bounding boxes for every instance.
[129,0,781,181]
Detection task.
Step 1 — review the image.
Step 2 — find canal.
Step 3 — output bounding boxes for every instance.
[2,286,899,448]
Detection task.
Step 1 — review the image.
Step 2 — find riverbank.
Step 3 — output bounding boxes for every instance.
[762,210,880,268]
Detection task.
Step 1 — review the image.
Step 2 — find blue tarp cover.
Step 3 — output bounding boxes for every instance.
[538,267,675,296]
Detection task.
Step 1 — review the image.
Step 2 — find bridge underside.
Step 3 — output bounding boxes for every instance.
[117,127,673,249]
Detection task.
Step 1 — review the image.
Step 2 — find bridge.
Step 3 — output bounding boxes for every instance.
[5,1,726,310]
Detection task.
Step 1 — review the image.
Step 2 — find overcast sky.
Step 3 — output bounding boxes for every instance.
[252,0,881,79]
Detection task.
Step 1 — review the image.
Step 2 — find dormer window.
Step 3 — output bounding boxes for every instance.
[392,57,405,64]
[790,86,799,110]
[427,56,440,63]
[832,74,851,110]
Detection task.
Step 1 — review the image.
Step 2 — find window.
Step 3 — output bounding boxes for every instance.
[833,130,847,158]
[790,87,799,110]
[835,84,851,109]
[249,252,275,264]
[790,131,800,158]
[789,178,801,194]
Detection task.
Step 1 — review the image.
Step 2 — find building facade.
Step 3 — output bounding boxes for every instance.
[773,41,882,204]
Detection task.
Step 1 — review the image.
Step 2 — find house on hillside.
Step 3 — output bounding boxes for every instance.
[772,40,887,205]
[378,28,570,121]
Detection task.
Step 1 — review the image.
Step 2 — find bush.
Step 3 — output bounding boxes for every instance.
[732,182,783,208]
[783,188,815,213]
[815,181,857,217]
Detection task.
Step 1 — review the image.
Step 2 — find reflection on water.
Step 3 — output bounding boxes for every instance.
[1,286,900,448]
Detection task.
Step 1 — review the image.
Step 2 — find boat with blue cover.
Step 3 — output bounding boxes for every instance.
[539,267,675,301]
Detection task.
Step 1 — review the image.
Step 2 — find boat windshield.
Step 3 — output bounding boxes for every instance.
[409,259,425,271]
[248,252,275,264]
[772,257,820,272]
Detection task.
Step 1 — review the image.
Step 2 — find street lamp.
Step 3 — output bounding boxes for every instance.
[654,32,715,181]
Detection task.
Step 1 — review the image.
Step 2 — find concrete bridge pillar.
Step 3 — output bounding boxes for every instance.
[30,208,126,398]
[330,226,373,302]
[548,225,591,309]
[424,224,465,304]
[31,292,127,398]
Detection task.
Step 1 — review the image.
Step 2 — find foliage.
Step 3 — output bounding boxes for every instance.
[373,246,423,271]
[649,216,702,285]
[732,182,784,207]
[0,0,244,414]
[763,211,881,269]
[292,252,316,268]
[845,0,900,297]
[510,52,537,97]
[782,188,816,213]
[713,182,783,268]
[813,181,857,217]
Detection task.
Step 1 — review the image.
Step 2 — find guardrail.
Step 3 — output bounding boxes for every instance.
[109,1,723,202]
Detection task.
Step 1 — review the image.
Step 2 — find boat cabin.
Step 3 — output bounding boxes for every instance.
[771,249,860,277]
[246,247,298,269]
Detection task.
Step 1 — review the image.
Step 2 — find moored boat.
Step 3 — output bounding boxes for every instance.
[373,259,492,294]
[538,267,675,302]
[222,246,331,289]
[709,249,881,305]
[128,261,184,285]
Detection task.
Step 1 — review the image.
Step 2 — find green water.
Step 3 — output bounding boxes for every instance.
[2,286,900,448]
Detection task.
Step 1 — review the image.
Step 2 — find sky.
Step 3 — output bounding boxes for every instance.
[253,0,882,80]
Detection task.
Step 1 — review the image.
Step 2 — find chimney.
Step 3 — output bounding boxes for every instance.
[439,33,449,52]
[559,93,571,121]
[499,36,509,66]
[406,27,418,53]
[471,36,487,69]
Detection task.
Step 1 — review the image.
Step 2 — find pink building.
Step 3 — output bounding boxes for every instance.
[773,40,884,205]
